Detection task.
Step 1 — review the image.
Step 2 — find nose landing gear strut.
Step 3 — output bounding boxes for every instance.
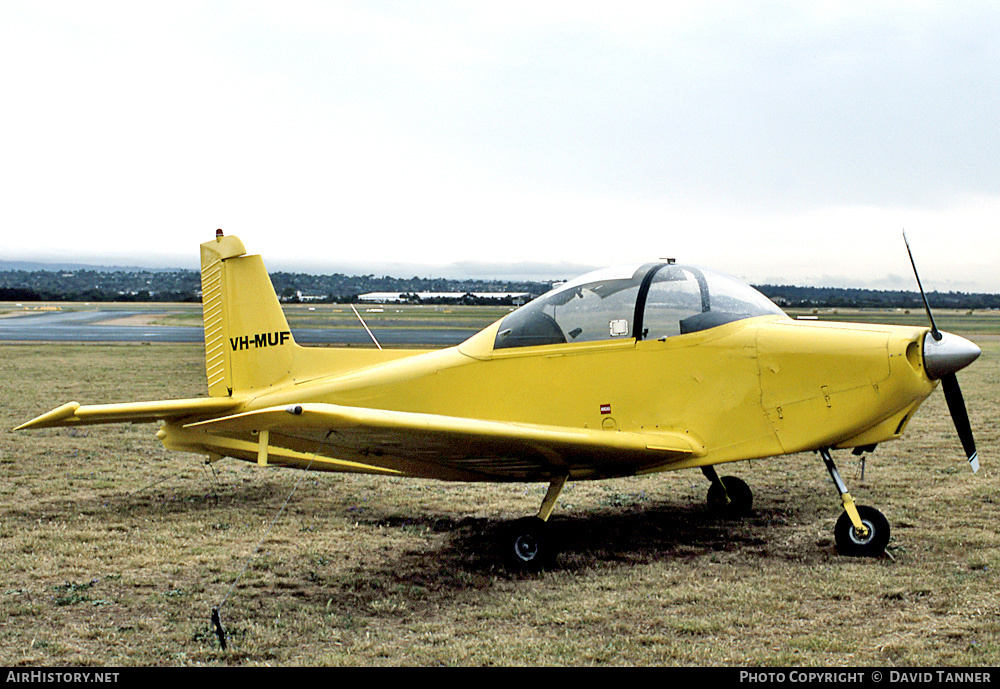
[820,448,890,557]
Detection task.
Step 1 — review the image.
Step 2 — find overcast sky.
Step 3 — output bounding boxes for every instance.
[2,1,998,291]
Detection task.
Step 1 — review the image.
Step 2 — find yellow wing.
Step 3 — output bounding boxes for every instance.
[180,403,705,481]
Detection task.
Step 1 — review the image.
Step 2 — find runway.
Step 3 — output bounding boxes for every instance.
[0,309,479,346]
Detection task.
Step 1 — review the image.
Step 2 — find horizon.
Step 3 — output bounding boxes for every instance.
[3,255,999,296]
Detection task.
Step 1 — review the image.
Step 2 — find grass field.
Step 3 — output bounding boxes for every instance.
[1,311,998,666]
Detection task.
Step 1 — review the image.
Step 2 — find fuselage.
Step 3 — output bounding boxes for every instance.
[155,255,952,481]
[227,314,937,476]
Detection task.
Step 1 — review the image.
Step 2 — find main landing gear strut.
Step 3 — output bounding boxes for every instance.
[504,475,567,571]
[820,448,890,557]
[702,466,754,518]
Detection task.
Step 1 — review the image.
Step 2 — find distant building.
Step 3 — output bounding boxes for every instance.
[358,291,531,304]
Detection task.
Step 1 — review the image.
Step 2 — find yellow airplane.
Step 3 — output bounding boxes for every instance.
[17,231,981,569]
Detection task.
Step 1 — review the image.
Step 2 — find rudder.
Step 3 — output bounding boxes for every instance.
[200,231,297,396]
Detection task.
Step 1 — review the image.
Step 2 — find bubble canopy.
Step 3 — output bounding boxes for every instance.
[494,262,787,350]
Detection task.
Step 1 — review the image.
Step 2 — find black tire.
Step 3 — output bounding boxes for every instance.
[835,505,890,557]
[504,517,554,571]
[706,475,753,518]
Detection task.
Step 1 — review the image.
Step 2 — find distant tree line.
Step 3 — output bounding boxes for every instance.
[1,267,998,309]
[754,284,1000,310]
[0,268,551,304]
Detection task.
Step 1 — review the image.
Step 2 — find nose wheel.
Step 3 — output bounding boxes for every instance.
[834,505,890,557]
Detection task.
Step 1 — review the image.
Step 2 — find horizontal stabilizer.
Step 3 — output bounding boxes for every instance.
[15,397,239,430]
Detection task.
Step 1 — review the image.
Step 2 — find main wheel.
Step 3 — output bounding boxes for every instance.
[835,505,890,557]
[706,475,753,518]
[504,517,554,571]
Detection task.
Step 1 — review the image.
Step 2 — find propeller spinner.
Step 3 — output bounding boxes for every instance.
[903,231,981,472]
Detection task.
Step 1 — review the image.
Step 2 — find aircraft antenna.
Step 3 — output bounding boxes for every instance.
[350,303,383,350]
[211,455,316,651]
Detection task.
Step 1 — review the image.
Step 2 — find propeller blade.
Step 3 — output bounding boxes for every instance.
[940,372,979,473]
[903,231,979,472]
[902,229,941,341]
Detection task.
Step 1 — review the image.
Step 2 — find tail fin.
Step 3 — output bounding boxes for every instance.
[200,232,297,396]
[17,231,428,433]
[200,231,428,398]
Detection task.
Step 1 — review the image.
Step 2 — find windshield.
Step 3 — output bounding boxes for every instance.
[641,265,786,340]
[494,262,785,350]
